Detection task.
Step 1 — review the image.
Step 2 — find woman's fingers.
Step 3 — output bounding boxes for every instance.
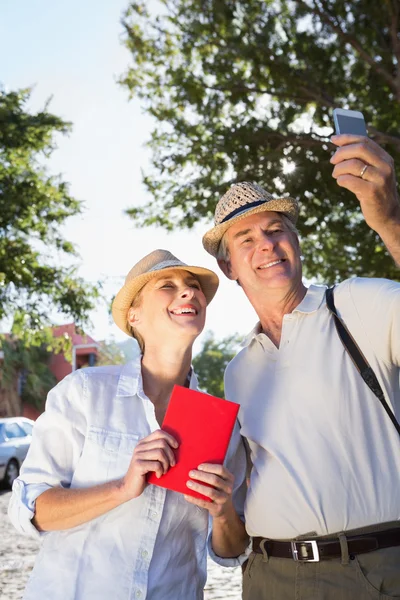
[135,459,165,479]
[136,440,176,468]
[196,463,234,484]
[135,446,175,474]
[186,464,234,500]
[139,429,179,449]
[134,430,178,471]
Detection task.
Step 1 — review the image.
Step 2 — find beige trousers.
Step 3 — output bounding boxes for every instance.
[243,542,400,599]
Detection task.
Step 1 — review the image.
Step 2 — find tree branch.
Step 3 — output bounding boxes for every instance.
[384,0,400,86]
[296,0,400,99]
[367,127,400,152]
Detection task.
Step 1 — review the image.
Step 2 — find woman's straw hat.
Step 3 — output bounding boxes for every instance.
[112,249,219,336]
[202,182,299,257]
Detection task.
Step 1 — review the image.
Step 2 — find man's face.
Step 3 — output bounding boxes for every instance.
[219,211,302,295]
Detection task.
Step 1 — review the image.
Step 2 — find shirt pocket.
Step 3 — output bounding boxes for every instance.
[71,427,140,487]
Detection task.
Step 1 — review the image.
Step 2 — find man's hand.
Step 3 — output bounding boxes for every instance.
[330,134,400,236]
[184,463,235,518]
[118,430,178,502]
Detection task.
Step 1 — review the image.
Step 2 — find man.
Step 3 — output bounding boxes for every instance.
[202,134,400,599]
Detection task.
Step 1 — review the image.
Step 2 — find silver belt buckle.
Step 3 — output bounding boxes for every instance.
[290,540,320,562]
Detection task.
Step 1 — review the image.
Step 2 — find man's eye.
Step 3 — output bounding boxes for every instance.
[270,229,283,234]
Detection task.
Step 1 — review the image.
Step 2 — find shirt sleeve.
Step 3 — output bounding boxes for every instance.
[8,480,52,539]
[8,371,87,538]
[386,282,400,367]
[347,277,400,367]
[207,420,252,567]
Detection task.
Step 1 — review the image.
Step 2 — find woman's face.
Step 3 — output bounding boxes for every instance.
[127,269,207,346]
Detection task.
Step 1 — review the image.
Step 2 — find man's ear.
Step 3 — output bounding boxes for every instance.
[217,258,237,281]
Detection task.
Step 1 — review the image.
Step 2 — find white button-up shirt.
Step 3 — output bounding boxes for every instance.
[225,278,400,540]
[8,358,247,599]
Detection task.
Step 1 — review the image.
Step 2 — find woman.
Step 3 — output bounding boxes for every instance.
[8,249,248,600]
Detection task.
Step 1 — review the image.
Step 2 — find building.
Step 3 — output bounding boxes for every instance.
[0,323,98,420]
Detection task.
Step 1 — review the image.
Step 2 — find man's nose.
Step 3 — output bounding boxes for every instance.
[258,232,275,251]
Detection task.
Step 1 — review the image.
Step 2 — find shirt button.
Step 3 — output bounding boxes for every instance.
[141,549,148,558]
[135,590,142,598]
[150,510,158,518]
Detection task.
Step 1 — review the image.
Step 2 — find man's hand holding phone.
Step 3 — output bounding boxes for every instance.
[330,108,400,237]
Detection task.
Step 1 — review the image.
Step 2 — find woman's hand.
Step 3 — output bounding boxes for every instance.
[183,463,235,518]
[119,430,179,502]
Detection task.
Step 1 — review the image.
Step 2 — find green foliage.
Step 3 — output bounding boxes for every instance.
[0,329,64,409]
[121,0,400,282]
[96,339,127,366]
[193,331,241,397]
[0,87,99,332]
[117,338,140,362]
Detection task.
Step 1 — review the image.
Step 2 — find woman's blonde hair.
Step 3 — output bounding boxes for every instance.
[127,289,145,354]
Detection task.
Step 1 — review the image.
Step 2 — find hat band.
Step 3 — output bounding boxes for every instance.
[148,259,187,273]
[219,199,268,224]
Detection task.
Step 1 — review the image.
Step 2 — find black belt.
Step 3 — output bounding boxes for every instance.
[252,528,400,562]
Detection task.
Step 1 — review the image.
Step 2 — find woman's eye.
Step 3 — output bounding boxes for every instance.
[190,283,201,289]
[161,283,174,288]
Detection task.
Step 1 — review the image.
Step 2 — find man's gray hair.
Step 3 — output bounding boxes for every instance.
[216,213,299,262]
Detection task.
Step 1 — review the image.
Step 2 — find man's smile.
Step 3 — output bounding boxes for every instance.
[258,259,286,270]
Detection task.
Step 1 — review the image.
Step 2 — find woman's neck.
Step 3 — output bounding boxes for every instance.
[140,343,193,406]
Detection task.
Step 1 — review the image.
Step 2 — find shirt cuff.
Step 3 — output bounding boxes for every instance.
[8,478,52,539]
[207,530,253,567]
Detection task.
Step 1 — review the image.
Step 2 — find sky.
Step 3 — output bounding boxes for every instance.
[0,0,259,353]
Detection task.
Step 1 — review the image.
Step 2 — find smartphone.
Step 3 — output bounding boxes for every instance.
[333,108,367,136]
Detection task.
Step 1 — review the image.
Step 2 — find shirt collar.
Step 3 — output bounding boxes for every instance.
[116,354,199,397]
[241,284,327,347]
[292,284,327,314]
[241,323,262,348]
[116,355,142,397]
[188,367,199,390]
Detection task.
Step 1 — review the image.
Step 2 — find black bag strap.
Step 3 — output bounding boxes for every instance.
[325,286,400,437]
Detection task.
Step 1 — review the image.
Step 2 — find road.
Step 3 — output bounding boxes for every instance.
[0,490,242,599]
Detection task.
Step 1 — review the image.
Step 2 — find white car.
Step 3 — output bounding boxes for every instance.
[0,417,34,488]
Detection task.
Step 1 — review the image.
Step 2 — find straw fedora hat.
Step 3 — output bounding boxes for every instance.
[202,182,299,257]
[112,249,219,336]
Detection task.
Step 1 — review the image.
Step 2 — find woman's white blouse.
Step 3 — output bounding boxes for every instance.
[8,359,247,600]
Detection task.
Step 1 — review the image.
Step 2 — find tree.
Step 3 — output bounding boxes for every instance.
[96,339,127,366]
[193,332,241,397]
[0,87,98,333]
[120,0,400,283]
[1,330,60,412]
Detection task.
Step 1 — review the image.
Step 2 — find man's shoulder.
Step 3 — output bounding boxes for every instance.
[335,276,400,304]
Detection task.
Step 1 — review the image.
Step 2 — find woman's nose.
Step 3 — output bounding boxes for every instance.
[180,287,195,298]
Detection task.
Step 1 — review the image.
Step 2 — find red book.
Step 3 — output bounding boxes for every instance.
[147,385,239,501]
